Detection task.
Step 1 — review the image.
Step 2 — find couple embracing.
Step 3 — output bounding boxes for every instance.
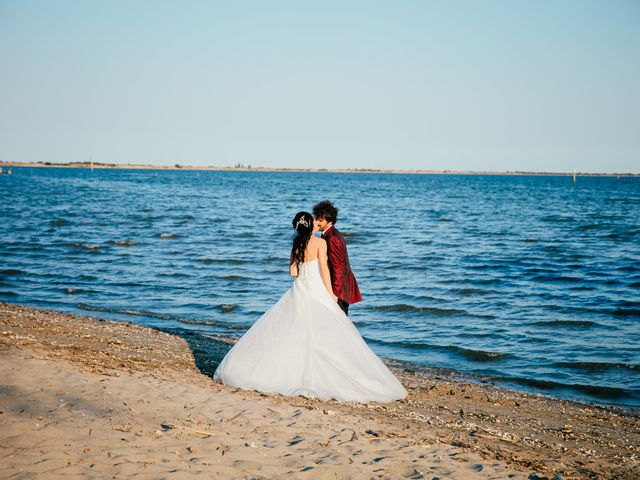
[291,201,361,316]
[214,201,407,403]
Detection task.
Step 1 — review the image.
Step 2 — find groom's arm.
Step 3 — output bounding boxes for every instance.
[328,235,346,299]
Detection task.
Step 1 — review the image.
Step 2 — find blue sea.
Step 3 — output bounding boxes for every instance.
[1,167,639,408]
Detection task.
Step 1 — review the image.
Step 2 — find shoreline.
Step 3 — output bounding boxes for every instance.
[2,161,638,177]
[202,332,639,414]
[6,301,638,412]
[1,302,638,478]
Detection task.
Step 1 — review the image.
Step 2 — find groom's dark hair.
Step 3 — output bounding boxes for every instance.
[312,200,338,224]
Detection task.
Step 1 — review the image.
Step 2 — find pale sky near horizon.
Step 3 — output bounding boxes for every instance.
[1,1,638,173]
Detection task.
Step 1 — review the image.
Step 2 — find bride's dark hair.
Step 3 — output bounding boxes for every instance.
[290,211,314,270]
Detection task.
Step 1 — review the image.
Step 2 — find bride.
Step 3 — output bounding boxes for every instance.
[214,212,407,403]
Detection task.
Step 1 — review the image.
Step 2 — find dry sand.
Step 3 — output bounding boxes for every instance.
[1,303,638,479]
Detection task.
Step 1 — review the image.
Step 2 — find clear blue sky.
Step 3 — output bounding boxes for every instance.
[1,1,638,172]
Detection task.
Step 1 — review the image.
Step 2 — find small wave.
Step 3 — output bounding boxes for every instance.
[395,294,446,304]
[64,288,95,295]
[66,242,102,252]
[524,267,555,274]
[541,214,575,223]
[415,255,446,264]
[528,319,601,328]
[0,269,23,276]
[364,337,510,362]
[131,214,163,223]
[158,233,179,239]
[529,320,602,328]
[566,284,594,292]
[452,346,511,362]
[76,303,249,330]
[378,262,406,270]
[557,253,589,262]
[157,272,190,278]
[77,303,184,322]
[457,332,494,338]
[493,376,629,400]
[50,219,69,227]
[262,256,282,263]
[222,275,251,282]
[174,318,248,330]
[616,299,640,308]
[616,265,640,273]
[612,307,640,318]
[453,288,496,296]
[522,336,552,344]
[202,334,239,344]
[606,231,638,241]
[554,361,640,372]
[530,274,582,283]
[371,304,468,316]
[0,290,18,297]
[613,300,640,317]
[576,223,603,231]
[468,278,503,286]
[196,258,247,265]
[108,240,143,246]
[466,264,495,271]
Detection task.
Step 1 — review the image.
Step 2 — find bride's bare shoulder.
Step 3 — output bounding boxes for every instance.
[312,236,327,254]
[307,236,325,255]
[310,236,326,246]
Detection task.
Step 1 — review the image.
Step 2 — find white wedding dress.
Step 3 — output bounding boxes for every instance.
[214,259,407,402]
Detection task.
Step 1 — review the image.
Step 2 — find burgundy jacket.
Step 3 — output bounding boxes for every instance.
[322,226,362,305]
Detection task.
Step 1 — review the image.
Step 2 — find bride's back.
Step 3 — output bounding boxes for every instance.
[303,236,324,263]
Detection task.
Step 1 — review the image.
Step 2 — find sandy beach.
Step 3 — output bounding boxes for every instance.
[0,303,637,479]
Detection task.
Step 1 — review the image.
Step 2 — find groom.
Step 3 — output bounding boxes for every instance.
[313,200,362,315]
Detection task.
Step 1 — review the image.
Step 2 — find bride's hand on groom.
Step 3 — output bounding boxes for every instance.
[332,294,338,303]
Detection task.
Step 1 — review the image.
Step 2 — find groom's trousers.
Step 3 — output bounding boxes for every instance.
[338,299,349,316]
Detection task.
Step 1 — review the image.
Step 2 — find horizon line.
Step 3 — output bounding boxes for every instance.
[1,160,638,177]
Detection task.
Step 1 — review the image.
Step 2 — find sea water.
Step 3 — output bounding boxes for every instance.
[1,167,638,408]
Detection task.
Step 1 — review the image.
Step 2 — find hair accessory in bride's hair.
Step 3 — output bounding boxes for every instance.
[295,217,309,229]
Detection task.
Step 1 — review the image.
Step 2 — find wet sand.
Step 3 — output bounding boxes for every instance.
[1,303,638,479]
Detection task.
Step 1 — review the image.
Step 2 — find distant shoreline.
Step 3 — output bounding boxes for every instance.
[1,160,638,177]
